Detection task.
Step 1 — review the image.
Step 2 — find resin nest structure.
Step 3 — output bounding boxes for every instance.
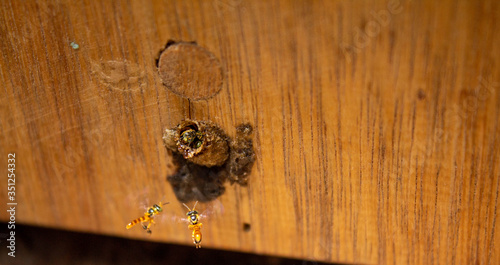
[163,120,229,168]
[164,120,256,202]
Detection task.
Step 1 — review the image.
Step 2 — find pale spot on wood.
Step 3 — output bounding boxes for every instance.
[91,60,145,92]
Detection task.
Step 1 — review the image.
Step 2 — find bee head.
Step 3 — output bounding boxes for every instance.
[153,204,162,212]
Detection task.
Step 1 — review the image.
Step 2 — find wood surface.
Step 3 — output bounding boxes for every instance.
[1,0,499,264]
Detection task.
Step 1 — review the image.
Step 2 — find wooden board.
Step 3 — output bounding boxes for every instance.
[1,0,499,264]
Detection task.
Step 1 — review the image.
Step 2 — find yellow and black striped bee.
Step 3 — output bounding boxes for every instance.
[183,201,203,248]
[126,202,169,234]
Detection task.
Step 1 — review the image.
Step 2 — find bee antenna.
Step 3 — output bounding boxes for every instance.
[193,201,198,211]
[183,203,191,211]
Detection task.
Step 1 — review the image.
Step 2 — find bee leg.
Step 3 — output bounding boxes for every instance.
[140,221,147,230]
[140,221,152,234]
[145,220,154,234]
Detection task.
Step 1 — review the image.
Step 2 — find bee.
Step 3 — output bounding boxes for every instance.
[179,129,204,149]
[183,201,203,248]
[126,202,169,234]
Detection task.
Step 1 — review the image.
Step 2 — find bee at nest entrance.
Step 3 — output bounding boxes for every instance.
[163,120,255,203]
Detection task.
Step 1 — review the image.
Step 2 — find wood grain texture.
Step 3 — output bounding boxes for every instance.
[1,0,499,264]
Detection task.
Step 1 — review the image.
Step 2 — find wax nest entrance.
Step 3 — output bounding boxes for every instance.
[164,120,256,202]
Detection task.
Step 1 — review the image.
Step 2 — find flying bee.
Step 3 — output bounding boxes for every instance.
[126,202,169,234]
[179,129,204,149]
[183,201,203,248]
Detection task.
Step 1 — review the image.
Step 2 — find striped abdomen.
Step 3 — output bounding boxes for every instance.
[192,226,202,248]
[126,216,147,229]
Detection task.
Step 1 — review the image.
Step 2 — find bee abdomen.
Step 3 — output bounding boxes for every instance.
[126,216,146,229]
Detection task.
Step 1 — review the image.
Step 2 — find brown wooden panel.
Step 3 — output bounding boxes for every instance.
[1,0,499,264]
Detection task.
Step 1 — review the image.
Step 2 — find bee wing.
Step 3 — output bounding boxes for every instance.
[140,202,150,212]
[123,187,154,213]
[125,188,150,204]
[151,211,167,224]
[154,210,189,225]
[199,199,224,220]
[173,215,190,224]
[150,200,224,224]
